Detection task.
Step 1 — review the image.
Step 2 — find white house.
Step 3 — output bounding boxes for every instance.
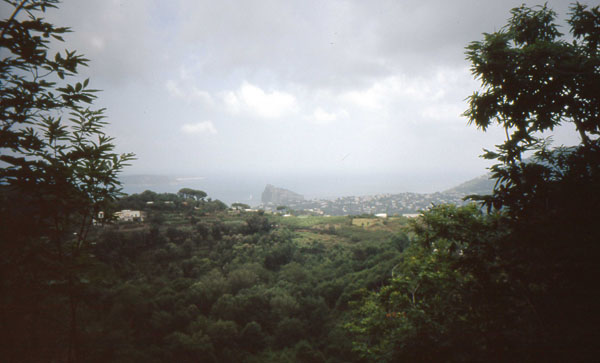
[115,209,145,222]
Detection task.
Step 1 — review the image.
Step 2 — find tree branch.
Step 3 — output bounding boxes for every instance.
[0,0,29,41]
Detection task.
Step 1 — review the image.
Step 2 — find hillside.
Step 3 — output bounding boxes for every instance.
[78,193,411,361]
[443,173,495,195]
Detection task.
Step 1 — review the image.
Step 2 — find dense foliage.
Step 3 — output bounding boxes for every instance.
[347,3,600,362]
[1,1,133,362]
[54,194,409,362]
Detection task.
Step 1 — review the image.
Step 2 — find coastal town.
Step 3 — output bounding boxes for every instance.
[256,178,494,216]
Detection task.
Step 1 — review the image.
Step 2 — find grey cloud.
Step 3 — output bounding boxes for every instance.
[44,0,162,87]
[42,0,593,91]
[353,0,591,74]
[170,0,590,91]
[8,0,588,186]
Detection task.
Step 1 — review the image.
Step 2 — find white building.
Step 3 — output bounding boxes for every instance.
[115,209,145,222]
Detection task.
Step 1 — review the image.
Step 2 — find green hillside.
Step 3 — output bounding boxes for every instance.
[58,194,410,361]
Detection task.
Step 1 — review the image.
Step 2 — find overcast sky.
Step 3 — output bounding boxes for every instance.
[27,0,592,192]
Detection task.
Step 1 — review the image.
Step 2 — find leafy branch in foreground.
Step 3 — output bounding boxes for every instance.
[463,2,600,213]
[346,3,600,362]
[0,1,133,362]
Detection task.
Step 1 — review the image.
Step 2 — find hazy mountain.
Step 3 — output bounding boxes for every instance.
[444,174,495,195]
[261,184,305,205]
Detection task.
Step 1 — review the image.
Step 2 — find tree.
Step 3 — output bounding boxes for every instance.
[0,1,133,361]
[232,202,250,210]
[239,321,266,353]
[464,2,600,213]
[345,205,507,362]
[347,3,600,361]
[464,2,600,359]
[178,187,207,201]
[245,213,271,234]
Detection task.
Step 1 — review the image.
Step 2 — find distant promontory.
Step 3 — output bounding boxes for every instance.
[261,184,304,205]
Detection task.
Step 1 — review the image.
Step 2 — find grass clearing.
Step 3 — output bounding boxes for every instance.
[274,215,350,229]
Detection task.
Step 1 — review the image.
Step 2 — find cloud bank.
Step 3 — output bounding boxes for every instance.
[36,0,590,189]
